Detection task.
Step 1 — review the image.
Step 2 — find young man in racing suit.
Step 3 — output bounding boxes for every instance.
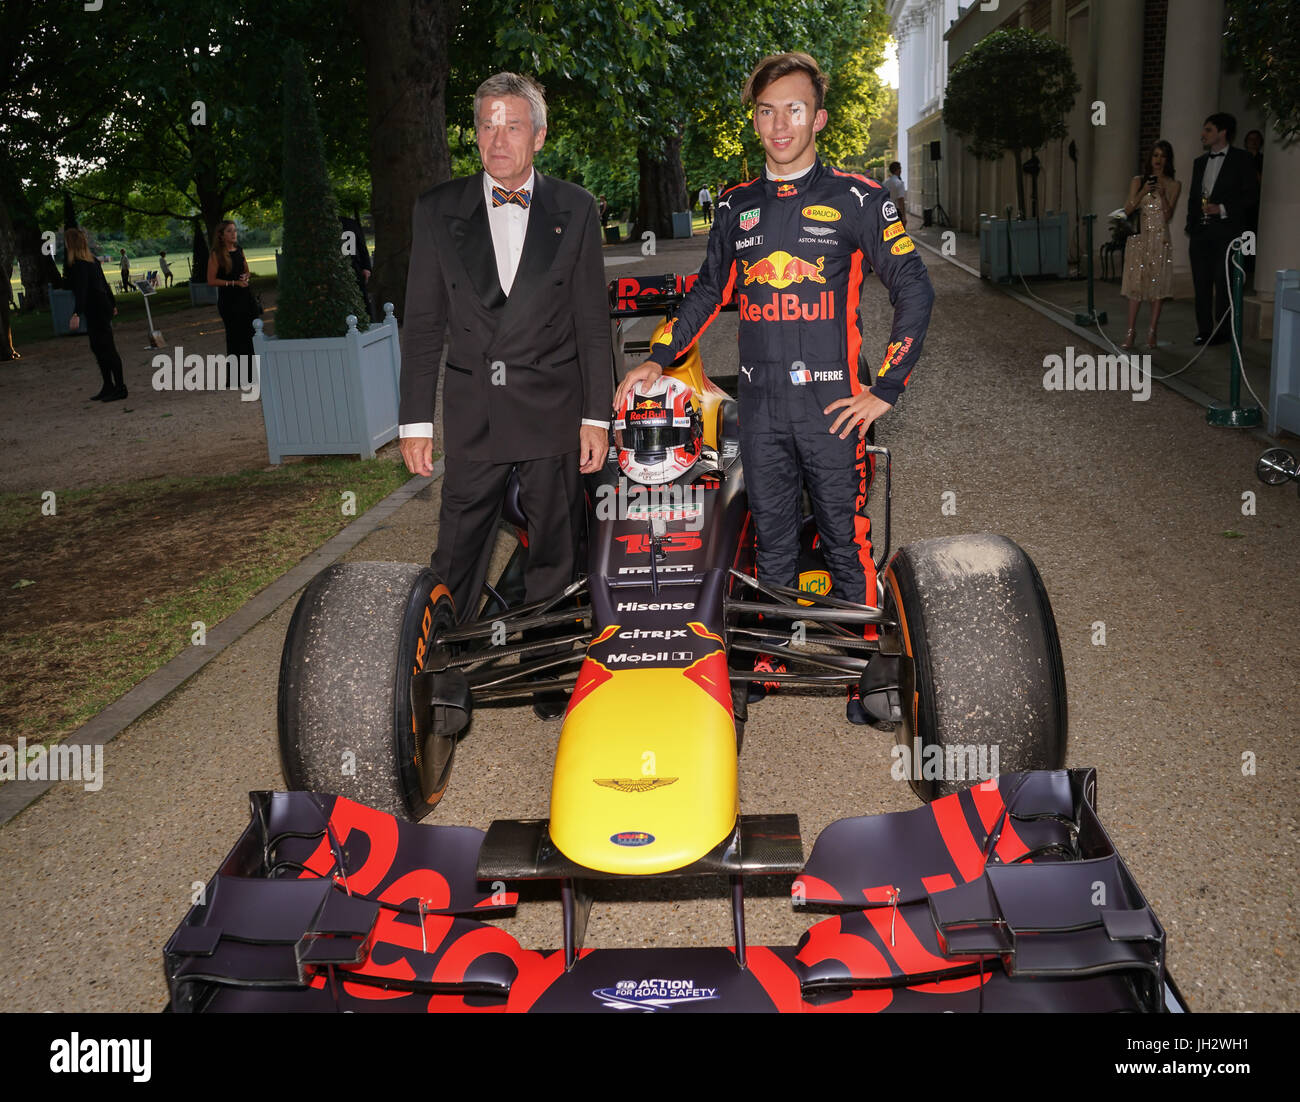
[614,52,934,723]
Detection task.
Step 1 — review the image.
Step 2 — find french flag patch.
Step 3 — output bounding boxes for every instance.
[789,368,812,385]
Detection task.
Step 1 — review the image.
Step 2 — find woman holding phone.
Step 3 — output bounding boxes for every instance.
[1120,140,1180,349]
[206,220,256,382]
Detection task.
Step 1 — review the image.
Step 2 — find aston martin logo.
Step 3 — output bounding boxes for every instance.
[593,777,680,793]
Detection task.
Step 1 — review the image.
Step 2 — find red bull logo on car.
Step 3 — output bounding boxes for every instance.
[741,251,826,289]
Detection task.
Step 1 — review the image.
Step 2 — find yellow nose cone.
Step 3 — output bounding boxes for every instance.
[549,643,738,875]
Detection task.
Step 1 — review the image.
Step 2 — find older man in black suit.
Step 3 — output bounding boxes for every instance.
[398,72,611,714]
[1185,112,1258,345]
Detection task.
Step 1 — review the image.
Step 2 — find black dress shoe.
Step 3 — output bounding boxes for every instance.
[88,387,113,401]
[532,691,568,720]
[102,385,128,402]
[1193,334,1211,345]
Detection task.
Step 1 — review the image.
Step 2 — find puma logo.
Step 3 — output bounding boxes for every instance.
[740,365,754,382]
[717,197,733,211]
[849,186,870,207]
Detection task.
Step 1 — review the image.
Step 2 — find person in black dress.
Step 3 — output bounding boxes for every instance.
[206,220,255,382]
[65,227,127,401]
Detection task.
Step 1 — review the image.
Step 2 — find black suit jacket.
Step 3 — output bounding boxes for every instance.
[399,170,612,463]
[1185,146,1257,238]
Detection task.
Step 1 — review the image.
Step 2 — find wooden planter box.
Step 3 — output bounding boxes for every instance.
[252,303,401,464]
[979,211,1069,281]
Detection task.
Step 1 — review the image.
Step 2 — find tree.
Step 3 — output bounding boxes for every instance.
[483,0,890,240]
[1225,0,1300,146]
[60,1,366,253]
[0,0,135,326]
[348,0,459,323]
[942,28,1079,219]
[624,0,889,238]
[275,44,368,339]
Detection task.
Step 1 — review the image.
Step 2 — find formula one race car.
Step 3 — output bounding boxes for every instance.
[163,276,1185,1013]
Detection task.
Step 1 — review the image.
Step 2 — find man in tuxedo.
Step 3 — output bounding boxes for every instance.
[1185,112,1258,344]
[398,72,611,715]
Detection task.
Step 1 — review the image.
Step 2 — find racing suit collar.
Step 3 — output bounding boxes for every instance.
[762,155,823,196]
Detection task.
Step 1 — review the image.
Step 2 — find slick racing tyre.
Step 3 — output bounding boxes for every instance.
[278,562,458,821]
[883,534,1067,802]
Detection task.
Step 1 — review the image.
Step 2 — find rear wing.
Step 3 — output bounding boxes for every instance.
[608,273,738,319]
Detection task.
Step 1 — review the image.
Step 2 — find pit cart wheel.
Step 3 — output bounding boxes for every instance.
[1255,447,1297,486]
[883,534,1067,802]
[278,562,458,822]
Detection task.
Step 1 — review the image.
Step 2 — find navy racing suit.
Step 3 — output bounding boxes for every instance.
[647,156,934,608]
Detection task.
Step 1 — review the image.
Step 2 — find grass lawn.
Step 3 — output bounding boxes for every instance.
[0,453,414,748]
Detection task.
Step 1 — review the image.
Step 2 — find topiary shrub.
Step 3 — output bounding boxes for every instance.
[274,42,367,339]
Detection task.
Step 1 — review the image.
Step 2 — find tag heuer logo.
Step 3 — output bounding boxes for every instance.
[739,208,760,231]
[594,778,680,793]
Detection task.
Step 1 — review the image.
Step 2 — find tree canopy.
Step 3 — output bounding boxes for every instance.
[1225,0,1300,146]
[942,28,1079,218]
[4,0,898,332]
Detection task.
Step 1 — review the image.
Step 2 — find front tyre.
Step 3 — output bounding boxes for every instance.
[883,534,1067,802]
[278,562,457,821]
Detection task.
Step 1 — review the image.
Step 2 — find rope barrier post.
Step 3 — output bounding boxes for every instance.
[1207,240,1261,428]
[1073,213,1106,326]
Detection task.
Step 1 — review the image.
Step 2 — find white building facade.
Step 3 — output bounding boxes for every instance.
[888,0,961,221]
[888,0,1295,329]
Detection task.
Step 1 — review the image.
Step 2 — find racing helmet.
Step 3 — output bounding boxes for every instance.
[614,375,703,484]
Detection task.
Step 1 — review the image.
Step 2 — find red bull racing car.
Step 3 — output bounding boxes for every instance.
[162,276,1186,1013]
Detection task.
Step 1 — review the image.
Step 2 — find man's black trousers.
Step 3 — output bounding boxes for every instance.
[1189,223,1239,338]
[433,452,584,623]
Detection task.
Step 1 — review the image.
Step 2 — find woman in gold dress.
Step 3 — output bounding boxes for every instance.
[1120,141,1180,349]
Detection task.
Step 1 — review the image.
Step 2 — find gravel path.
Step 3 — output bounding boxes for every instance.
[0,240,1294,1012]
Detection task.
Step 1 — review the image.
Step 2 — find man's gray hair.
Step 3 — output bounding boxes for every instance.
[474,72,547,133]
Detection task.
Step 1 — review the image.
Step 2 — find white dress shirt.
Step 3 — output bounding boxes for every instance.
[484,169,533,296]
[1202,148,1229,219]
[399,168,607,438]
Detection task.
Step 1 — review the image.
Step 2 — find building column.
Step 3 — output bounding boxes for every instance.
[1159,0,1225,294]
[1253,136,1300,333]
[894,11,916,186]
[1090,0,1144,225]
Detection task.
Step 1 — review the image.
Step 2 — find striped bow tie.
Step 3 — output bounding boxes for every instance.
[492,186,530,208]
